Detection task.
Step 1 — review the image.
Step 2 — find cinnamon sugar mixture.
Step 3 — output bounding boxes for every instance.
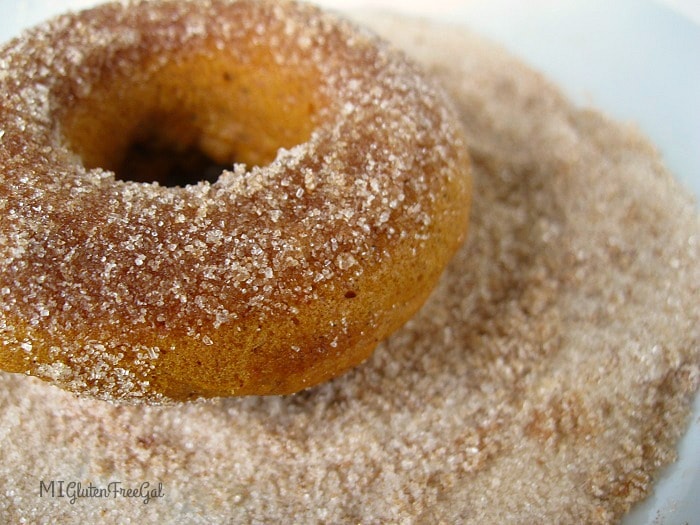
[1,10,699,525]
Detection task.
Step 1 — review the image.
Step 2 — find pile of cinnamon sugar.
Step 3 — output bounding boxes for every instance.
[1,12,698,525]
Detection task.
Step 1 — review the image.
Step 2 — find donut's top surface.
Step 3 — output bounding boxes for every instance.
[0,0,470,402]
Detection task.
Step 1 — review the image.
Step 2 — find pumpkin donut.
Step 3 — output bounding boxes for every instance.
[0,0,471,402]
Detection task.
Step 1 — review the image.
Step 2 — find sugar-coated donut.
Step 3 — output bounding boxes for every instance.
[0,0,471,402]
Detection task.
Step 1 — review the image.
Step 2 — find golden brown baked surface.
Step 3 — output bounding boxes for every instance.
[0,0,471,402]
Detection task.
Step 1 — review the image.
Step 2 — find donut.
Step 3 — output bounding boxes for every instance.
[0,0,471,403]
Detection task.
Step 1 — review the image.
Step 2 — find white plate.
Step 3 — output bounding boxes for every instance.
[1,1,698,523]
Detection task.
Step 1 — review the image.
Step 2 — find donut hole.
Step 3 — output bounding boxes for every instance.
[59,51,322,187]
[116,121,229,187]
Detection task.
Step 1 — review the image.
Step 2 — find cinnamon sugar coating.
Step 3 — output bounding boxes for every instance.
[1,11,699,524]
[0,0,471,402]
